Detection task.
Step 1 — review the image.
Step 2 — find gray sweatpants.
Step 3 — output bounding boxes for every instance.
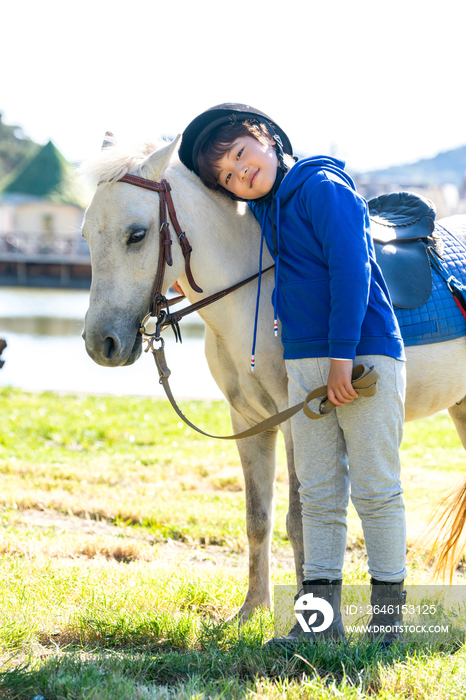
[286,355,407,582]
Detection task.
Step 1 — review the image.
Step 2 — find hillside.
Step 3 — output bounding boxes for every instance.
[362,145,466,187]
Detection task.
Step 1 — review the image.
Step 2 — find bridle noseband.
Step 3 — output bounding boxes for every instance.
[118,173,203,319]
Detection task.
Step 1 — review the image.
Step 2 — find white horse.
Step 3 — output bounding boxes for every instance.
[82,136,466,618]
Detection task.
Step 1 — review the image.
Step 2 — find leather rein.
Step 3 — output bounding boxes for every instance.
[116,173,378,439]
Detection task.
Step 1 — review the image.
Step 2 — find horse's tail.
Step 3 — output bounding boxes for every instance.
[410,477,466,580]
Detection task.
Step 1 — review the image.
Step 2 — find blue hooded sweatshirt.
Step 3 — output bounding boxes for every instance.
[249,156,405,362]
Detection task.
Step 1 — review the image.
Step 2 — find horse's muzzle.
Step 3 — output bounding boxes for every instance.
[83,315,142,367]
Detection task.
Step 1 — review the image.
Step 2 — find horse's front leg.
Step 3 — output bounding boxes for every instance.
[229,409,277,620]
[281,421,304,592]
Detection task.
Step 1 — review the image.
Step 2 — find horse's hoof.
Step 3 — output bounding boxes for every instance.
[226,600,270,625]
[226,609,252,625]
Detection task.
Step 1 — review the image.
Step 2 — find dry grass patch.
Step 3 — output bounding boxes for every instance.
[211,467,244,492]
[0,532,157,563]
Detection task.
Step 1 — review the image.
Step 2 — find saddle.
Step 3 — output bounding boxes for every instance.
[369,191,438,309]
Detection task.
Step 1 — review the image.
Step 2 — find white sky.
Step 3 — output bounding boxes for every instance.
[1,0,465,172]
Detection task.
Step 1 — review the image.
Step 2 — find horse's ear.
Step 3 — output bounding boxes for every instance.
[102,131,115,149]
[140,135,181,181]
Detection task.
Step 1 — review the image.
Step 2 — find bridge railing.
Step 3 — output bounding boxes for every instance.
[0,232,90,259]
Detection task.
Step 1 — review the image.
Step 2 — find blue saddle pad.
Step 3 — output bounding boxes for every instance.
[395,225,466,346]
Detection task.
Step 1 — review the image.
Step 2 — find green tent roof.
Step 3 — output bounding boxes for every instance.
[0,140,88,207]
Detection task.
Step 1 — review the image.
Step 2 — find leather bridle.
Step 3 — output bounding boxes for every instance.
[118,173,203,319]
[116,172,274,342]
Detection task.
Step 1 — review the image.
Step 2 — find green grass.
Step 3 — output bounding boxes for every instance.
[0,386,466,698]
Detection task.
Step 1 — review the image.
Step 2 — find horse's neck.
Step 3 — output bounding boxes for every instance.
[171,168,269,326]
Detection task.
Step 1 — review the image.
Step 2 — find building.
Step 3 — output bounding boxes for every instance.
[0,140,91,288]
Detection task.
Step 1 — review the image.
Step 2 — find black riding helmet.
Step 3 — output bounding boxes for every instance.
[179,103,294,202]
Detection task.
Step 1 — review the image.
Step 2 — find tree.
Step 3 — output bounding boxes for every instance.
[0,113,39,182]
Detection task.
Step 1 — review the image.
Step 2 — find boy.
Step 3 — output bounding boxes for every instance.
[179,104,407,647]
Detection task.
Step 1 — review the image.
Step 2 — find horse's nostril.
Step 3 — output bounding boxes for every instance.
[103,336,117,359]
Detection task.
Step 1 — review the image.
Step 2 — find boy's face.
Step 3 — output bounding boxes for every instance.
[215,135,278,200]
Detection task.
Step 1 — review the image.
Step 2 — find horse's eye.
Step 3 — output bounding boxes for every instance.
[128,229,146,244]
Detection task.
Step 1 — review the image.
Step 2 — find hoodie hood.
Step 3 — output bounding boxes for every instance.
[277,155,354,204]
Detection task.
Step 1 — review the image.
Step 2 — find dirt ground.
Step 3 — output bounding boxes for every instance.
[16,509,298,570]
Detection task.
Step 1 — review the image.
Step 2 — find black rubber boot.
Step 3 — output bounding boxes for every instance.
[266,579,346,649]
[367,578,406,648]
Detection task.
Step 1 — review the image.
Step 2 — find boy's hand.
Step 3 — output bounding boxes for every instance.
[327,359,358,407]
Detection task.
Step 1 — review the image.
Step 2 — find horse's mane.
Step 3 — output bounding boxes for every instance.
[80,136,170,187]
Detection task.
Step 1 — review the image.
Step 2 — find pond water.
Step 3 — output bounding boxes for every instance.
[0,287,223,399]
